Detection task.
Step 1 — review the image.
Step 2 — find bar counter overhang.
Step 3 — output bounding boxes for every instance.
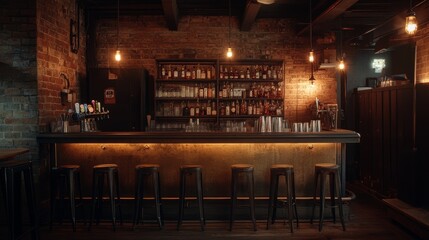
[37,129,360,218]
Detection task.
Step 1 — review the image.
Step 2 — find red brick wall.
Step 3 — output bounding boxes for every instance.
[416,21,429,83]
[0,0,38,156]
[94,16,337,122]
[37,0,86,127]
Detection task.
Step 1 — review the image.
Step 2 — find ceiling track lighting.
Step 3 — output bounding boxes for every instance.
[405,0,417,35]
[115,0,121,62]
[226,0,233,58]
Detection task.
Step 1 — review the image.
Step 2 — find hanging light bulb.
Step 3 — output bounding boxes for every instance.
[226,47,233,58]
[405,0,418,35]
[115,50,121,62]
[338,59,345,70]
[309,50,314,63]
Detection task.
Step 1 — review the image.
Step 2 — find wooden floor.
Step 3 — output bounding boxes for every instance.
[0,187,421,240]
[34,187,422,240]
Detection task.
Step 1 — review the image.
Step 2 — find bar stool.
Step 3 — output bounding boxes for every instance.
[0,160,39,240]
[50,165,84,232]
[89,164,122,231]
[177,165,205,231]
[310,163,345,231]
[133,164,163,230]
[266,164,299,232]
[229,164,256,231]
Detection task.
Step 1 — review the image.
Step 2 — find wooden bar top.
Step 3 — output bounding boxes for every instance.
[0,148,29,161]
[37,129,360,144]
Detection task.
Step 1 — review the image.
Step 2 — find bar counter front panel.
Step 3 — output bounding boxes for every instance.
[38,130,359,199]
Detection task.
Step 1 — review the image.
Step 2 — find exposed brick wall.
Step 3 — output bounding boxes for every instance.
[94,16,337,123]
[37,0,86,127]
[0,0,38,159]
[416,22,429,83]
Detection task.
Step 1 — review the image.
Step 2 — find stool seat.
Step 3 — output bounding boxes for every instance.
[178,165,205,231]
[133,164,163,230]
[271,164,294,170]
[57,164,80,169]
[94,164,118,169]
[230,164,256,231]
[311,163,345,232]
[136,164,160,170]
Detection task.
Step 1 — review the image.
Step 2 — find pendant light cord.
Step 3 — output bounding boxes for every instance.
[309,0,312,50]
[117,0,119,49]
[228,0,231,47]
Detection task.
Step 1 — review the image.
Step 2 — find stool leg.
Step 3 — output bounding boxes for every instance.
[329,173,336,224]
[108,171,116,231]
[177,170,186,230]
[310,171,319,225]
[153,171,163,229]
[89,171,98,231]
[76,172,85,226]
[114,171,122,225]
[266,172,275,229]
[5,168,16,240]
[49,170,57,230]
[24,165,40,240]
[196,170,204,231]
[248,172,257,231]
[67,171,76,232]
[229,171,236,231]
[158,171,164,227]
[335,172,346,231]
[272,173,279,224]
[286,172,293,233]
[96,174,104,225]
[319,172,326,232]
[133,170,143,229]
[292,171,299,228]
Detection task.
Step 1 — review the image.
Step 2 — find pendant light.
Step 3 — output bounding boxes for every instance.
[114,0,121,62]
[308,0,315,83]
[338,27,345,71]
[405,0,417,35]
[226,0,233,58]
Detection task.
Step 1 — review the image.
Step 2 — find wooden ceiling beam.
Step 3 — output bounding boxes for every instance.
[161,0,179,31]
[240,1,261,31]
[297,0,359,36]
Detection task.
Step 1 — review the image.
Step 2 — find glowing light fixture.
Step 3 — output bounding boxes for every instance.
[405,0,417,35]
[309,50,314,63]
[338,59,345,70]
[226,47,233,58]
[114,0,121,62]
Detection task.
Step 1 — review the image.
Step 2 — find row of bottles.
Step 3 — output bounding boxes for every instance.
[156,100,283,117]
[160,64,215,80]
[156,83,216,98]
[219,100,283,116]
[219,65,282,80]
[219,82,282,99]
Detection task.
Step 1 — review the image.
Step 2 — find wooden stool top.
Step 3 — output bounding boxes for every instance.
[231,164,254,172]
[271,164,294,169]
[94,163,118,169]
[136,164,160,169]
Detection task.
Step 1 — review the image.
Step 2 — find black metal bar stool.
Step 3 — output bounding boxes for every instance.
[133,164,163,230]
[50,165,84,232]
[0,160,39,240]
[177,165,205,231]
[310,163,345,231]
[266,164,299,232]
[229,164,256,231]
[89,163,122,231]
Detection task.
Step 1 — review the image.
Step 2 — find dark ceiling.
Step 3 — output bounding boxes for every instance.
[84,0,428,48]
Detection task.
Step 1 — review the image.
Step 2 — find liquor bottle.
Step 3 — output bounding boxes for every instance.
[225,102,230,116]
[246,67,250,79]
[240,100,247,115]
[173,67,179,79]
[267,66,272,79]
[276,100,283,116]
[194,84,199,98]
[248,101,253,115]
[255,65,260,79]
[229,82,234,98]
[161,65,166,79]
[211,101,217,115]
[222,82,228,98]
[186,66,191,79]
[220,66,224,79]
[181,65,185,79]
[167,65,172,79]
[273,66,278,80]
[207,67,211,79]
[207,83,213,98]
[206,100,212,116]
[230,101,236,115]
[191,66,196,79]
[220,102,225,116]
[262,65,267,79]
[201,68,206,79]
[195,100,200,116]
[199,84,204,98]
[196,64,201,79]
[183,101,190,116]
[203,84,208,98]
[190,104,195,116]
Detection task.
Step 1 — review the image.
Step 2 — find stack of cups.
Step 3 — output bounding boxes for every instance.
[310,120,321,132]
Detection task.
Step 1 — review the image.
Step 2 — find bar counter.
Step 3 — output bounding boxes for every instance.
[38,129,359,200]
